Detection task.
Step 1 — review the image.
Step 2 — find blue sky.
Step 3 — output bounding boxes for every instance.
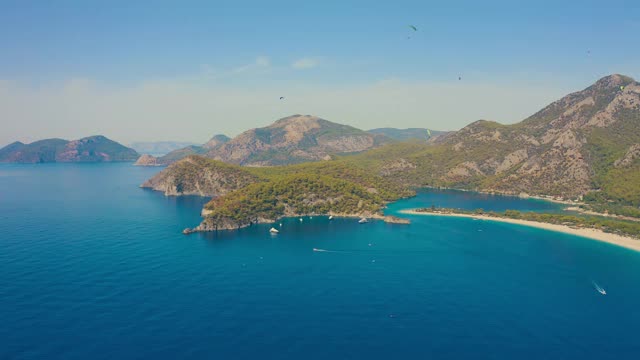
[1,0,639,145]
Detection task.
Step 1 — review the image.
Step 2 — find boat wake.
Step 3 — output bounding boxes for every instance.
[312,248,349,253]
[592,281,607,295]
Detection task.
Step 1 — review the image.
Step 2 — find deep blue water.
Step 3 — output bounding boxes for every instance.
[1,163,640,359]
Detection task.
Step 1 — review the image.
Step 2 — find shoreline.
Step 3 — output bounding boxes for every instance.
[399,209,640,253]
[565,206,640,223]
[420,186,583,206]
[184,213,409,234]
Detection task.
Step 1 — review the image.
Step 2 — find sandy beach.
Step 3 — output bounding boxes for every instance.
[400,209,640,253]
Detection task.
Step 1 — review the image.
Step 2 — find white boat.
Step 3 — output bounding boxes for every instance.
[593,282,606,295]
[598,288,607,295]
[269,227,279,234]
[299,218,303,222]
[329,215,334,220]
[358,218,368,224]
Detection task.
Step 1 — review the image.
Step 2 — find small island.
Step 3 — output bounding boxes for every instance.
[404,207,640,252]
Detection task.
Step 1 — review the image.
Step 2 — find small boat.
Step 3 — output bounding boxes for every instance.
[269,227,279,234]
[358,218,368,224]
[329,215,334,220]
[299,218,303,222]
[593,281,606,295]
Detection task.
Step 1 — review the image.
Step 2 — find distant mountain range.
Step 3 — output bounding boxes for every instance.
[128,141,198,156]
[159,135,232,162]
[143,74,640,232]
[0,136,139,163]
[139,115,391,166]
[367,128,448,141]
[423,74,640,200]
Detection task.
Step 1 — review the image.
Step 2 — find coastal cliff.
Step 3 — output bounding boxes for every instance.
[141,156,262,196]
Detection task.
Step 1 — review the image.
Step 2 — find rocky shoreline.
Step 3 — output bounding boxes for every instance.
[182,213,410,234]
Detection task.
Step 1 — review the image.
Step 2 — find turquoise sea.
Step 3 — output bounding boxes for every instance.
[1,163,640,359]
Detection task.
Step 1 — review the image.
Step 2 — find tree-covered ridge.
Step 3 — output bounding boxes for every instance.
[202,174,386,228]
[253,160,413,201]
[157,145,208,163]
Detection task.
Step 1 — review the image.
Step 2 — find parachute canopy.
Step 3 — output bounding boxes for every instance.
[409,25,417,31]
[426,129,432,138]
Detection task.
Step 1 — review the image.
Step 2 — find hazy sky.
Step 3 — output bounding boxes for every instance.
[1,0,639,146]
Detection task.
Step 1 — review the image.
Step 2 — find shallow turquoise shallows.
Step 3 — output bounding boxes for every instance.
[1,163,639,359]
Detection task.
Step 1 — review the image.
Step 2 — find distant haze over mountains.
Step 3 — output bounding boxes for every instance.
[142,115,392,166]
[129,141,198,156]
[367,128,449,141]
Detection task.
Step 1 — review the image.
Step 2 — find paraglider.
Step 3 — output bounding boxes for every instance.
[620,86,625,91]
[407,25,417,39]
[458,76,462,81]
[426,129,432,139]
[279,96,285,100]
